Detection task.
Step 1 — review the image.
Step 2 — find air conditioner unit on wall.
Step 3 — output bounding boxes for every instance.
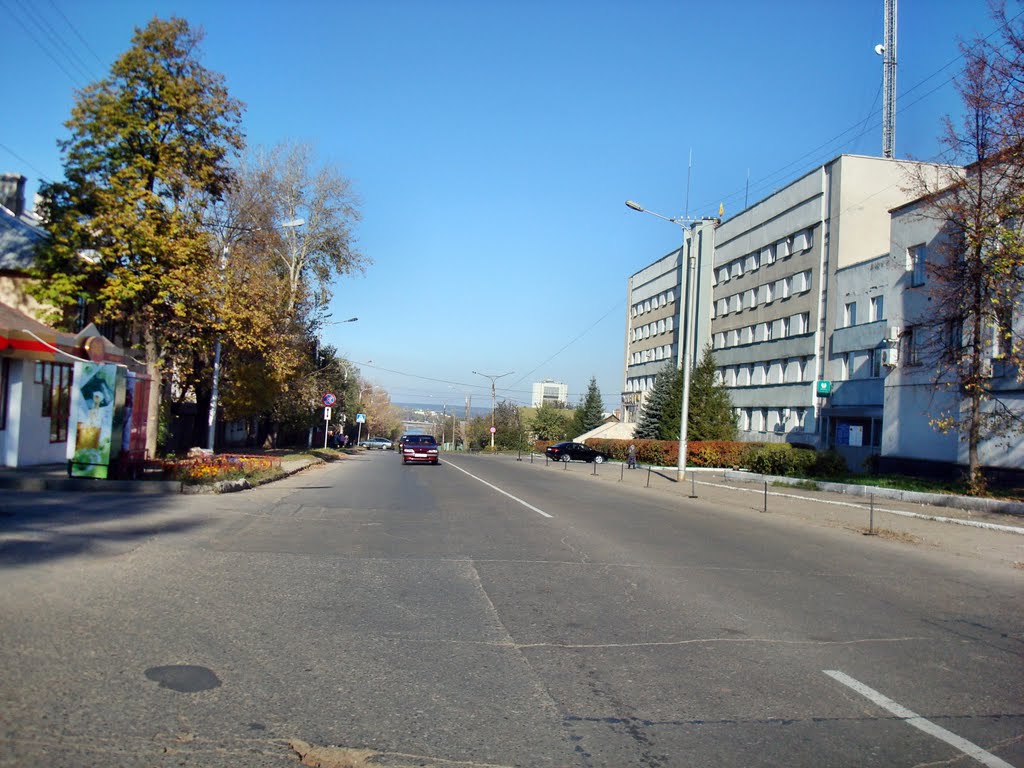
[888,326,901,342]
[881,348,899,367]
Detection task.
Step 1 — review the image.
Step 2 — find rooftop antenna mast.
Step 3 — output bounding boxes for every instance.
[876,0,897,158]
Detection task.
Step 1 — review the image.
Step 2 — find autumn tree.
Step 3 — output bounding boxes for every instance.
[571,376,605,437]
[905,6,1024,491]
[241,141,365,318]
[33,17,244,456]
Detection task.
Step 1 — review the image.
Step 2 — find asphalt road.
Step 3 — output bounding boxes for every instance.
[0,451,1021,767]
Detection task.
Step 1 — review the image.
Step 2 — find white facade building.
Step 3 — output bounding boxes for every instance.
[622,219,716,423]
[712,154,945,447]
[531,379,568,408]
[881,184,1024,473]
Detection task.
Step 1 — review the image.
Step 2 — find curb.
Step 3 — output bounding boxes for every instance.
[723,470,1024,517]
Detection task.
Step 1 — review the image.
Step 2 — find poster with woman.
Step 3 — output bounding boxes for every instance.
[67,362,125,478]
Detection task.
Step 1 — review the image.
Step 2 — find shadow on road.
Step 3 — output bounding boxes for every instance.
[0,493,205,568]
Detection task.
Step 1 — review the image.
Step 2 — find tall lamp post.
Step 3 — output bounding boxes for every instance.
[625,200,703,482]
[473,370,513,450]
[208,217,305,451]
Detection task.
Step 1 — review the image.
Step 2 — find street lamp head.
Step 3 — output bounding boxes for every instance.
[625,200,645,212]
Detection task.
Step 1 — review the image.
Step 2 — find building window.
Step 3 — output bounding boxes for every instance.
[947,317,963,352]
[36,361,73,442]
[908,244,927,286]
[993,305,1013,358]
[844,302,857,328]
[905,326,921,365]
[870,295,884,322]
[871,349,884,378]
[0,358,8,430]
[667,289,675,303]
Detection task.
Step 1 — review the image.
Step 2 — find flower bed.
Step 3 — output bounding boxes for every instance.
[165,454,283,484]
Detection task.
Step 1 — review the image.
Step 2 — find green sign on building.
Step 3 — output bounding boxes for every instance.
[815,380,833,397]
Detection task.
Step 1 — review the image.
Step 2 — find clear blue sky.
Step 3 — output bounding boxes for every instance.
[3,0,1002,412]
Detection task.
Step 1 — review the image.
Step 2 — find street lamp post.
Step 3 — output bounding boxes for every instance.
[208,217,305,451]
[472,370,513,450]
[625,200,703,482]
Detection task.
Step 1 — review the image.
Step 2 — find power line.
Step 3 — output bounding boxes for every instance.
[47,0,107,70]
[0,144,54,183]
[19,1,98,83]
[693,7,1024,217]
[0,0,84,88]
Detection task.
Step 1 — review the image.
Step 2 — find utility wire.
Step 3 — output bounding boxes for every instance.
[48,0,107,69]
[0,0,84,88]
[693,7,1024,217]
[20,1,98,83]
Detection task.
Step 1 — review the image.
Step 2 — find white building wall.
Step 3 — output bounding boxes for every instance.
[1,358,68,467]
[882,192,1024,470]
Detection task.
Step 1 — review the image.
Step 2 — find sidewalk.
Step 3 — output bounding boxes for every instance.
[0,454,326,494]
[485,452,1024,568]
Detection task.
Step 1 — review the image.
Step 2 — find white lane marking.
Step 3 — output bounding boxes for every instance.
[823,670,1014,768]
[443,460,553,518]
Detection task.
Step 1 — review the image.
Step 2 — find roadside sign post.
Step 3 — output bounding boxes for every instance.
[323,406,332,448]
[356,412,366,446]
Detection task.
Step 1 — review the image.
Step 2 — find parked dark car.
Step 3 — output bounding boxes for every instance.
[545,441,608,464]
[401,434,440,465]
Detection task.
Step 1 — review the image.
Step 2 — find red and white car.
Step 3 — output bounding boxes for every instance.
[400,434,440,465]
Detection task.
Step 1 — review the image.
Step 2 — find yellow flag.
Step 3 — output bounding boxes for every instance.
[718,202,725,217]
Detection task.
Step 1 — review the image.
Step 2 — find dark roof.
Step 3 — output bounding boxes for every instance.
[0,206,47,271]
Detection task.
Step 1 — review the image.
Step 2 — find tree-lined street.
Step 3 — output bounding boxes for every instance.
[1,455,1020,767]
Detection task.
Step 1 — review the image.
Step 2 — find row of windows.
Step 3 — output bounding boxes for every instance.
[720,357,816,387]
[842,295,885,328]
[625,375,658,394]
[630,316,675,342]
[629,344,676,366]
[713,312,812,349]
[736,406,809,434]
[715,228,814,286]
[714,270,813,318]
[836,349,887,379]
[630,289,676,318]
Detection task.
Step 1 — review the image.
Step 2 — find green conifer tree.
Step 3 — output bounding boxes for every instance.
[688,345,738,441]
[634,362,679,439]
[571,376,605,437]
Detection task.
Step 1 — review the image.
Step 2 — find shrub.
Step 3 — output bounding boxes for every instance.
[688,440,758,468]
[814,450,848,479]
[743,444,816,476]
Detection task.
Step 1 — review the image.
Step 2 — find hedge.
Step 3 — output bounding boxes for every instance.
[531,438,850,479]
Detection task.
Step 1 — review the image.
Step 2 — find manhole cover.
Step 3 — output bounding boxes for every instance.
[144,665,221,693]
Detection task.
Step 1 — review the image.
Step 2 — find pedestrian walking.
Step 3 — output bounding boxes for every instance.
[627,443,637,469]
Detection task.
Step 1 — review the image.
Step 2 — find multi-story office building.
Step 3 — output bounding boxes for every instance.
[711,154,938,446]
[621,219,716,423]
[531,379,568,408]
[624,154,947,449]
